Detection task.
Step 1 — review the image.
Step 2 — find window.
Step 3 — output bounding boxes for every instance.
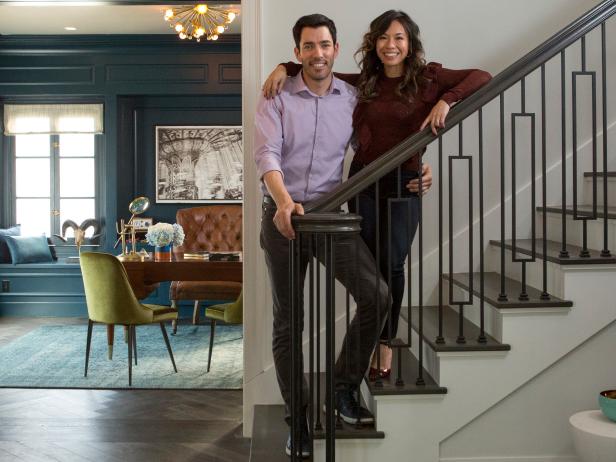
[4,104,103,238]
[14,134,97,236]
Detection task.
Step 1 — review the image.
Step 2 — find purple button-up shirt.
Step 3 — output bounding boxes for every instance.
[254,72,357,203]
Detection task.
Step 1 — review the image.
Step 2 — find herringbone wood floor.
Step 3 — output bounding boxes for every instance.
[0,317,250,462]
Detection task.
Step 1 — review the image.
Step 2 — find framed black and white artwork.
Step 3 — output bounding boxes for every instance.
[155,126,243,203]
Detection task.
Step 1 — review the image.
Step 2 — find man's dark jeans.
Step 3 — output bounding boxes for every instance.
[260,201,389,424]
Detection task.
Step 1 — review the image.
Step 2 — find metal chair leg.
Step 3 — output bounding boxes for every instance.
[160,322,178,373]
[207,319,216,373]
[132,325,137,366]
[84,319,93,377]
[127,324,133,386]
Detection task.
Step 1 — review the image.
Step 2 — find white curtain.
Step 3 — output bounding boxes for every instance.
[3,104,104,135]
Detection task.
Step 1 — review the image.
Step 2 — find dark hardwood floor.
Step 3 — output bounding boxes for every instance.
[0,317,250,462]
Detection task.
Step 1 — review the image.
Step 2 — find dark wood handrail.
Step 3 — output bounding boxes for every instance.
[305,0,616,213]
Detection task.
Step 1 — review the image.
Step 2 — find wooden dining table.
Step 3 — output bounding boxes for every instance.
[107,252,243,358]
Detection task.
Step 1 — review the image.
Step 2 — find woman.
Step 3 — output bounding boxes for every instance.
[263,10,491,379]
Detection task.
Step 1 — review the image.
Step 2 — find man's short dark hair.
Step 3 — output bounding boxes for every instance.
[292,14,337,48]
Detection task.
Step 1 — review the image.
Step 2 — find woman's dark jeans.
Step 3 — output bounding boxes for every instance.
[348,161,421,342]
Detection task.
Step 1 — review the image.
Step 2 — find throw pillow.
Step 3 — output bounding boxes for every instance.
[4,235,54,264]
[0,225,21,263]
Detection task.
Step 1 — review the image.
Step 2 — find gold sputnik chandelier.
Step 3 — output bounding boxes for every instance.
[164,4,236,42]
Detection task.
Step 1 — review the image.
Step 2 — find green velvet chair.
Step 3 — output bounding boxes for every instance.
[204,290,243,372]
[80,252,178,386]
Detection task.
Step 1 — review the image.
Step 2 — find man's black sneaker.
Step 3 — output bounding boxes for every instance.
[322,390,375,425]
[285,418,311,458]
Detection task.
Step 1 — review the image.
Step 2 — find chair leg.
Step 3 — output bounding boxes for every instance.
[160,322,178,373]
[84,319,93,377]
[132,325,138,366]
[207,319,216,373]
[171,300,178,335]
[192,300,200,325]
[127,324,133,387]
[107,325,114,360]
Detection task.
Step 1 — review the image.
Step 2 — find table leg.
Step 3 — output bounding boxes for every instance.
[171,300,178,335]
[107,324,114,360]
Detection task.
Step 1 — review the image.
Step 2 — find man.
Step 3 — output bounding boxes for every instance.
[254,14,389,458]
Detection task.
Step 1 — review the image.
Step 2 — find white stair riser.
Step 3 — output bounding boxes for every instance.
[486,245,566,298]
[583,176,616,206]
[539,211,615,250]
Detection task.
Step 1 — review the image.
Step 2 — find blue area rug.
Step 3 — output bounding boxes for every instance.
[0,324,243,389]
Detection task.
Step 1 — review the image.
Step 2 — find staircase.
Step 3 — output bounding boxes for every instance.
[250,1,616,460]
[250,171,616,461]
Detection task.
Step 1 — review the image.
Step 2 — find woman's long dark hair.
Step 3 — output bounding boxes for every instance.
[354,10,429,102]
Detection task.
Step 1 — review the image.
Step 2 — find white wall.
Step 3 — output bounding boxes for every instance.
[440,319,616,460]
[242,0,609,436]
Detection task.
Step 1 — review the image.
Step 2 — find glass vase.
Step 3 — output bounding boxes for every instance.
[154,244,172,261]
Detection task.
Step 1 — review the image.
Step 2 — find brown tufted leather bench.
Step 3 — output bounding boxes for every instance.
[170,205,242,334]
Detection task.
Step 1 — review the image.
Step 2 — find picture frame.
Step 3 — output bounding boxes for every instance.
[132,217,153,231]
[155,126,243,203]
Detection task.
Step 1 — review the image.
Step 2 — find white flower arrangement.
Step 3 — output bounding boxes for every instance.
[145,222,185,247]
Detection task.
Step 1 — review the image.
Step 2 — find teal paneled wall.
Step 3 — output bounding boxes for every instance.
[0,35,241,315]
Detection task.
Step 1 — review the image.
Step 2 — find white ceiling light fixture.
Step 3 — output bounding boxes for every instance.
[163,4,236,42]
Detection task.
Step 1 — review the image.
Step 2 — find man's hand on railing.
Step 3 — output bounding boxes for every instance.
[274,201,305,240]
[407,162,433,196]
[420,100,451,135]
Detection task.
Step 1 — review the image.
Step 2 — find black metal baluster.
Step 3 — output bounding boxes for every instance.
[560,50,570,258]
[396,200,412,387]
[374,181,383,388]
[601,22,611,257]
[511,111,536,300]
[417,158,425,385]
[449,149,473,345]
[289,238,299,462]
[325,234,336,462]
[315,235,322,433]
[308,234,315,450]
[499,93,509,300]
[353,235,363,428]
[436,137,445,344]
[541,64,551,300]
[572,65,597,258]
[478,108,487,343]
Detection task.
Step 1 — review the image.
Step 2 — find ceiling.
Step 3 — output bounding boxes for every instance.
[0,4,241,35]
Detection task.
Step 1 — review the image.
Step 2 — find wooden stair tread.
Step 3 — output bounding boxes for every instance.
[537,205,616,219]
[489,239,616,264]
[401,305,510,352]
[584,171,616,177]
[443,272,573,308]
[365,339,447,396]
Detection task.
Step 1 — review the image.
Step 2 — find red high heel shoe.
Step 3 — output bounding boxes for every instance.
[368,366,391,381]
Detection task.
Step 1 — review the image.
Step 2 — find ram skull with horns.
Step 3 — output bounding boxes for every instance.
[54,219,101,253]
